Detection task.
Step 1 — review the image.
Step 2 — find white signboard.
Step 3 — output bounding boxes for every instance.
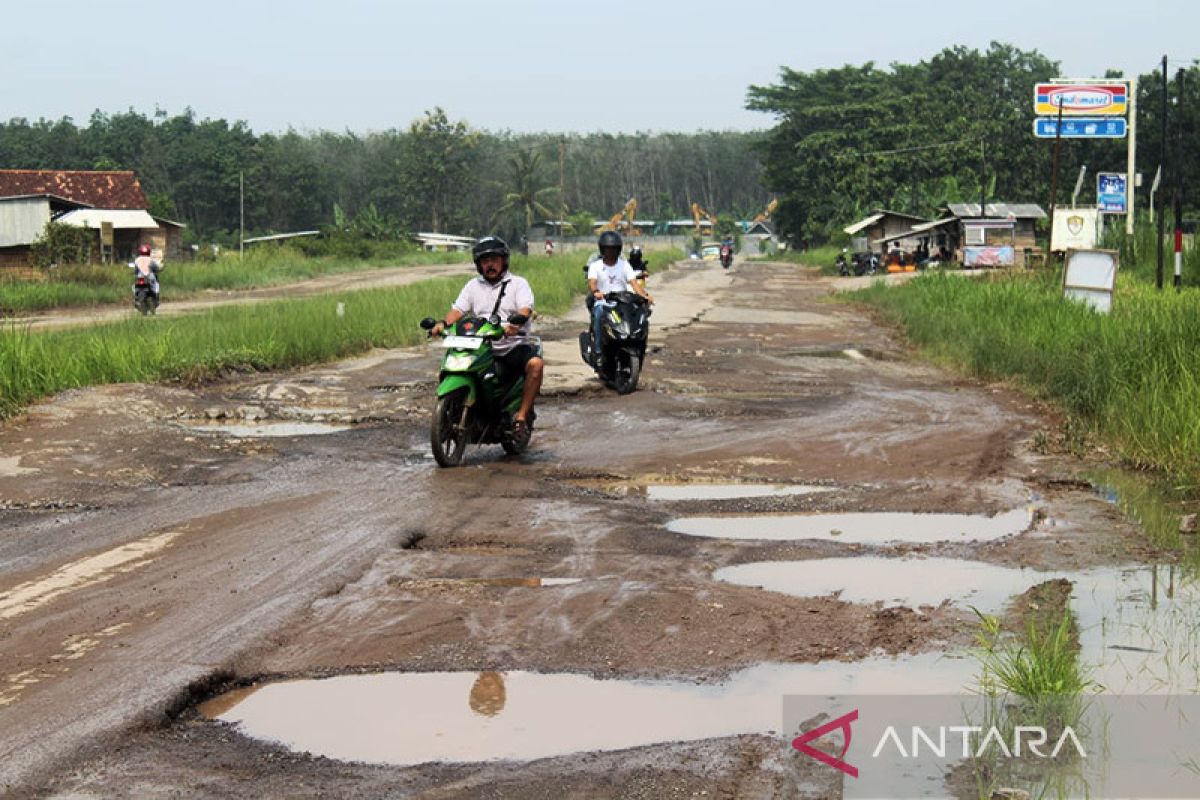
[1062,249,1118,313]
[1051,208,1101,251]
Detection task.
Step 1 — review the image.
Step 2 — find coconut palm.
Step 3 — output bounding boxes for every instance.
[494,150,561,232]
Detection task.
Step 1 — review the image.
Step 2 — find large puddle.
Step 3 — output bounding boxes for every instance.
[644,483,832,502]
[180,421,352,438]
[200,652,976,767]
[667,507,1032,544]
[714,556,1041,614]
[716,556,1200,693]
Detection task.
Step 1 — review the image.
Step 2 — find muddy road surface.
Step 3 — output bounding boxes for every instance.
[0,260,1164,797]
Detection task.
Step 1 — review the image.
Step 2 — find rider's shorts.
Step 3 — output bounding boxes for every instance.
[494,343,541,383]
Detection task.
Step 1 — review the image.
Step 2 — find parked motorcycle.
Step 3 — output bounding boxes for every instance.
[836,251,850,276]
[579,291,651,395]
[420,313,535,467]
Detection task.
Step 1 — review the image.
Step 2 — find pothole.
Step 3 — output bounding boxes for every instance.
[178,421,354,438]
[199,653,976,767]
[644,483,833,502]
[667,507,1033,544]
[715,557,1046,614]
[400,577,582,588]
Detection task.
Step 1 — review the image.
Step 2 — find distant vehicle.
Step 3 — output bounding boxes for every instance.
[700,243,721,261]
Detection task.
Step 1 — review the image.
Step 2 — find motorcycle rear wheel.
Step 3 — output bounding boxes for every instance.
[431,389,469,467]
[612,350,641,395]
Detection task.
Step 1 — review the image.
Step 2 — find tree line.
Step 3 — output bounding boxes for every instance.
[748,42,1200,244]
[0,108,767,244]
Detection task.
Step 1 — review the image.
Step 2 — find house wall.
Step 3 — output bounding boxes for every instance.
[0,197,51,248]
[0,246,31,270]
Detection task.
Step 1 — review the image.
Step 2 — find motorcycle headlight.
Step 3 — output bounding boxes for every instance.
[444,353,475,371]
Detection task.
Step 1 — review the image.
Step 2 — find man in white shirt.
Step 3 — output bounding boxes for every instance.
[586,231,653,365]
[431,236,542,442]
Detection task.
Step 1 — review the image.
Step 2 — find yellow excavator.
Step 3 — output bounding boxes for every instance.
[598,197,639,235]
[750,198,778,226]
[690,202,715,236]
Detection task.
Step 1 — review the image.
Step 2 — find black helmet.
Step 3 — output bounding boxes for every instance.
[597,230,623,253]
[472,235,510,277]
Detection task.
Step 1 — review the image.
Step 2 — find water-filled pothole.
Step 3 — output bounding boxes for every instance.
[644,483,832,502]
[200,653,975,766]
[714,556,1043,613]
[718,556,1200,693]
[667,507,1032,544]
[180,421,353,438]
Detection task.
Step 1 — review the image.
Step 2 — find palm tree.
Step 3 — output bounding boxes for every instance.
[494,150,561,233]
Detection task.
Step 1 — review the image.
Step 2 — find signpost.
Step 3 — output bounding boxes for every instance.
[1034,79,1137,235]
[1097,173,1128,213]
[1033,117,1126,138]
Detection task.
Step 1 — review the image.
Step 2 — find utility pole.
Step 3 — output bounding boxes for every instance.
[1156,56,1167,290]
[559,139,566,242]
[1126,76,1138,235]
[1173,68,1185,291]
[1045,101,1065,260]
[979,138,987,217]
[239,171,245,262]
[1071,164,1087,208]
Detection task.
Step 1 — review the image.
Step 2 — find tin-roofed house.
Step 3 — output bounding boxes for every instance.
[843,209,930,255]
[0,170,185,267]
[942,203,1046,267]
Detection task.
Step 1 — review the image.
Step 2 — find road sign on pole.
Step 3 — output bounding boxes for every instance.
[1034,117,1127,138]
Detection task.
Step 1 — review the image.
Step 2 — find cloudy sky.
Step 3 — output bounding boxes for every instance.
[2,0,1194,134]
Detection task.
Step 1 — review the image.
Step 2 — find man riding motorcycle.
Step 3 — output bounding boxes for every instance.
[130,244,162,302]
[431,236,542,444]
[586,231,653,366]
[628,245,649,287]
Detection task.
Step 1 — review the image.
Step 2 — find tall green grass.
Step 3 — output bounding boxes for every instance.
[852,271,1200,488]
[0,249,655,419]
[0,245,471,314]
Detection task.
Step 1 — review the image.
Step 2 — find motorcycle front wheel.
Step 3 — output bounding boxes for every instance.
[612,349,641,395]
[431,389,469,467]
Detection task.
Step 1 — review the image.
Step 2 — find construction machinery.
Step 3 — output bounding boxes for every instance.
[690,202,715,236]
[750,198,778,226]
[598,198,639,235]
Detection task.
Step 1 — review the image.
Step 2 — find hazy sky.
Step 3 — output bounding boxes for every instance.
[2,0,1194,135]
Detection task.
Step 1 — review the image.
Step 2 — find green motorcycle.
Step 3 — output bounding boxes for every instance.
[420,313,534,467]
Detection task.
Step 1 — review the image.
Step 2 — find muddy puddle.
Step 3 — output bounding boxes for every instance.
[714,556,1041,614]
[667,507,1032,544]
[179,421,353,438]
[644,483,832,502]
[410,577,583,588]
[200,652,976,767]
[716,556,1200,693]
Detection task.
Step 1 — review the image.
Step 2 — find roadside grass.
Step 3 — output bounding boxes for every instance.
[758,245,844,274]
[850,270,1200,490]
[0,249,672,420]
[0,245,471,314]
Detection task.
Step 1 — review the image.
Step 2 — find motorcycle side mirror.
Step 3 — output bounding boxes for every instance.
[507,313,528,326]
[419,317,437,330]
[488,314,501,327]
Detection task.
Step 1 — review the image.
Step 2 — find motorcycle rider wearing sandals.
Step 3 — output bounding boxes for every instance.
[431,236,542,443]
[587,231,653,366]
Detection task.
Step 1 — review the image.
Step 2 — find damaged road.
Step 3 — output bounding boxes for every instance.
[0,260,1166,797]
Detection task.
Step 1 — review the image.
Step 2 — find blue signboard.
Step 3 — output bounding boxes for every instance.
[1033,117,1127,138]
[1097,173,1127,213]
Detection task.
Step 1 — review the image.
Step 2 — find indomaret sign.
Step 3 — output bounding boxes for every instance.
[1034,83,1128,116]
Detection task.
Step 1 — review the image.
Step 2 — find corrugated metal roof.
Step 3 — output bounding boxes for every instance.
[843,212,884,235]
[57,209,159,229]
[946,203,1046,219]
[243,231,320,244]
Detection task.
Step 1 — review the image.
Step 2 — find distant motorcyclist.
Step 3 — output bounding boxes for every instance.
[628,245,649,286]
[130,244,162,301]
[431,236,542,443]
[719,236,734,268]
[587,231,653,366]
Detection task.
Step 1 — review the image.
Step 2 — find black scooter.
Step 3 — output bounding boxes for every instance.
[579,291,651,395]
